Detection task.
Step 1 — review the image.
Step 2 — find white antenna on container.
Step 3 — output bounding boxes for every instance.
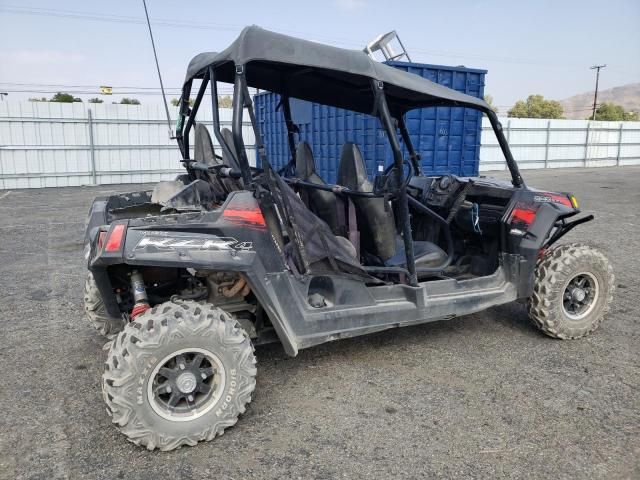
[142,0,173,138]
[364,31,411,62]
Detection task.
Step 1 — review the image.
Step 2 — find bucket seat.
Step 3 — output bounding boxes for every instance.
[295,142,341,234]
[336,142,447,268]
[219,128,244,190]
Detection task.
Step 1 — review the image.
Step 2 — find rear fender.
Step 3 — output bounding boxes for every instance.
[83,196,109,247]
[87,191,298,353]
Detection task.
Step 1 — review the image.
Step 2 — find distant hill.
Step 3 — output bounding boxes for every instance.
[559,83,640,119]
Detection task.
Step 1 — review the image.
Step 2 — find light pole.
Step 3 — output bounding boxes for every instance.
[590,65,606,121]
[0,92,7,101]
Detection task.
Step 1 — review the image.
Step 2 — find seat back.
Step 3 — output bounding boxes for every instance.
[219,128,244,190]
[192,124,228,198]
[220,128,242,172]
[295,142,341,234]
[194,123,220,167]
[337,143,396,260]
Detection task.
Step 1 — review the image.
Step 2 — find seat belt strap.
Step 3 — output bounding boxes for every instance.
[347,197,360,258]
[335,196,346,236]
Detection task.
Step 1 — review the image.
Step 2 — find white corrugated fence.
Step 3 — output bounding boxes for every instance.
[1,101,639,189]
[0,102,255,189]
[480,117,640,171]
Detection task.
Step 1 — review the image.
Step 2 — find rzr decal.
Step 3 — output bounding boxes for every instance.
[532,194,572,208]
[135,235,253,251]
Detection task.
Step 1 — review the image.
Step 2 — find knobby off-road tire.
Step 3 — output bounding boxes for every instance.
[528,243,614,339]
[102,299,257,451]
[84,272,126,338]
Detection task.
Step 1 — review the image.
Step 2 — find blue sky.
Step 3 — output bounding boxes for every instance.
[0,0,638,110]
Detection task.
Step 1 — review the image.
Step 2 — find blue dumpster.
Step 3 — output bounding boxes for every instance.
[254,61,486,183]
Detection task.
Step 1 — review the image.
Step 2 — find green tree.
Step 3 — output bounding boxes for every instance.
[170,97,194,107]
[119,98,141,105]
[50,92,82,103]
[508,94,563,119]
[170,96,231,108]
[483,94,498,113]
[88,98,104,104]
[218,95,233,108]
[589,102,638,121]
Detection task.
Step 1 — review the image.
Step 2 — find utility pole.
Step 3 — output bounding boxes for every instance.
[590,64,606,120]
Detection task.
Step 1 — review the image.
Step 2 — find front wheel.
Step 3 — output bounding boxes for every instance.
[527,243,615,339]
[102,299,257,451]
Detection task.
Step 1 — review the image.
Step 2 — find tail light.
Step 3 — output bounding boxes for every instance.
[222,207,266,228]
[510,207,537,226]
[104,224,126,252]
[509,203,538,229]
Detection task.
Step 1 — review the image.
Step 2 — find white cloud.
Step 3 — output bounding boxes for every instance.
[335,0,367,11]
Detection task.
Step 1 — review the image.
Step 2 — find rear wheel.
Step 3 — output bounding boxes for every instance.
[102,299,257,451]
[527,243,614,339]
[83,272,126,338]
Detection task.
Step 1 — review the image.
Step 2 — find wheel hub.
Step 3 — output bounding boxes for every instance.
[176,372,197,394]
[571,288,586,303]
[563,272,599,321]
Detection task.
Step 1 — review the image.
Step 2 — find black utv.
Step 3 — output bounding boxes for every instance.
[83,26,614,450]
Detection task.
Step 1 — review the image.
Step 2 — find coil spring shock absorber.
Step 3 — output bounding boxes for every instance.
[130,270,151,319]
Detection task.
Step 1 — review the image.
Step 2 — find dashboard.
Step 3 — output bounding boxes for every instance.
[408,174,465,209]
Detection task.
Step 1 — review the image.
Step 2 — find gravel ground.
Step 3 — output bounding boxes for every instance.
[0,166,638,480]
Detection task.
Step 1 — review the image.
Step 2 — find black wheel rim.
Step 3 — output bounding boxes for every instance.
[563,272,599,320]
[148,348,225,420]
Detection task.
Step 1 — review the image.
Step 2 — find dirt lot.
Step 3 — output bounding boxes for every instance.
[0,166,638,480]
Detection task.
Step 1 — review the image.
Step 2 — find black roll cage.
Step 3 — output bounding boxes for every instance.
[175,63,524,286]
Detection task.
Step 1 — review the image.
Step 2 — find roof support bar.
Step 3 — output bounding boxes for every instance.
[231,68,255,186]
[181,73,210,160]
[373,80,418,286]
[176,80,192,159]
[281,96,298,167]
[398,116,422,176]
[486,110,524,187]
[240,80,270,172]
[205,67,247,185]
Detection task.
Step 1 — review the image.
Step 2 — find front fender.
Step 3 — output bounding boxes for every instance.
[505,193,580,299]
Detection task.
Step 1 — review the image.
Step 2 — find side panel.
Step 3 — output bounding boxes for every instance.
[243,259,520,355]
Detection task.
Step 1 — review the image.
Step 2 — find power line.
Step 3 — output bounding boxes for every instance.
[0,5,245,31]
[0,81,236,93]
[0,4,601,69]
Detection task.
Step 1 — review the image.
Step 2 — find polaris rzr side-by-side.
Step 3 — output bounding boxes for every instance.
[83,26,614,451]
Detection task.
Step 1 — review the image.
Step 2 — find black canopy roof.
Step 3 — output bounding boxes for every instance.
[184,26,490,116]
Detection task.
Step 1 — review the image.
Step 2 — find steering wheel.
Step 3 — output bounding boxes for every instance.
[377,159,414,192]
